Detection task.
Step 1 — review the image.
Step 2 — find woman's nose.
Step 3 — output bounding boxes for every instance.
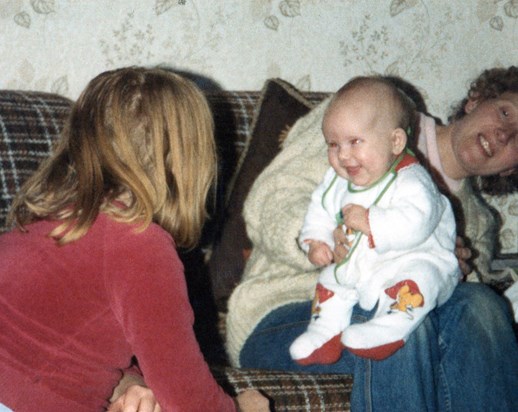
[496,128,510,144]
[496,126,518,145]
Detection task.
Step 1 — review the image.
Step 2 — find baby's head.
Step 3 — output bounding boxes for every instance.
[322,76,416,186]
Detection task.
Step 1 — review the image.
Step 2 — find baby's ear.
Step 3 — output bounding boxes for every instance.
[391,128,407,155]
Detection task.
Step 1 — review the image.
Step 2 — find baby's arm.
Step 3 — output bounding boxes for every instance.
[298,168,343,255]
[305,240,333,266]
[367,166,452,253]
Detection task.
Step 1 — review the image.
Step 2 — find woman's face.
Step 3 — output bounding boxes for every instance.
[451,92,518,177]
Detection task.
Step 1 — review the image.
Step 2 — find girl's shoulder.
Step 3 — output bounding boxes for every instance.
[94,213,174,248]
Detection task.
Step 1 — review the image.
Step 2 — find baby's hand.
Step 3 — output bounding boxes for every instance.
[341,204,370,235]
[307,240,333,266]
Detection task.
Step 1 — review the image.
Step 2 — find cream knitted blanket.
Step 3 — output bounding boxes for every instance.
[225,98,332,366]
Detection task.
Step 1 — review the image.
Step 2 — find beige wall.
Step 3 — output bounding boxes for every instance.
[1,0,517,121]
[1,0,517,254]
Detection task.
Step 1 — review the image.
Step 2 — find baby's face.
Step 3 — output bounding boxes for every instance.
[322,95,401,187]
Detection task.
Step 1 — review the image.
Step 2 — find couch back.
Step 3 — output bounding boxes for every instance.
[0,91,72,232]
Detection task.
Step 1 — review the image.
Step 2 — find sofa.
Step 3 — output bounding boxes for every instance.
[0,78,515,411]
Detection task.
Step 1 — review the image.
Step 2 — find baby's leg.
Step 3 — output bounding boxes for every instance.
[290,268,358,365]
[341,265,452,360]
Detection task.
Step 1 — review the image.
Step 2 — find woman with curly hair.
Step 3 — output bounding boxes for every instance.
[412,66,518,285]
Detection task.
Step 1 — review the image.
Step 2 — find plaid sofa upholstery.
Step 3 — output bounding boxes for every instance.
[211,366,353,411]
[0,89,354,411]
[0,90,73,232]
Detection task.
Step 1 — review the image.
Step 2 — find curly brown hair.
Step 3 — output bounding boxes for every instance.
[448,66,518,195]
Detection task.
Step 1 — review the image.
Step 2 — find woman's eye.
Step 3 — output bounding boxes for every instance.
[351,138,360,145]
[501,108,509,117]
[327,142,338,149]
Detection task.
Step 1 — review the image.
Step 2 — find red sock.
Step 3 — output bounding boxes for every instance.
[295,334,343,366]
[344,339,404,361]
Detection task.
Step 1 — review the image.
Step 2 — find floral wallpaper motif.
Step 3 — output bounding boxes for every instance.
[0,0,516,254]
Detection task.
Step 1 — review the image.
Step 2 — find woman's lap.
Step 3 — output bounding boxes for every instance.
[432,282,518,411]
[240,282,518,411]
[240,297,441,410]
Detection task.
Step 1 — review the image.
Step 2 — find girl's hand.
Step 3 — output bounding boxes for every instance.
[108,374,161,412]
[235,390,270,412]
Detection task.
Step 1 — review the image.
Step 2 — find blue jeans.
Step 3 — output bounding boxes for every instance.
[240,283,518,411]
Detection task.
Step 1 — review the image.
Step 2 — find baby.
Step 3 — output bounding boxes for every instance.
[289,76,460,364]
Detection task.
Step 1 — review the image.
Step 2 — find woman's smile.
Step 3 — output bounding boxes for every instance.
[478,133,493,157]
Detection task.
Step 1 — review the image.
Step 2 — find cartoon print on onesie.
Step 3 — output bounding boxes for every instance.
[387,280,425,319]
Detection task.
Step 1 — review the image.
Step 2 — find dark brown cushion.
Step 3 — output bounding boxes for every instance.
[208,78,315,309]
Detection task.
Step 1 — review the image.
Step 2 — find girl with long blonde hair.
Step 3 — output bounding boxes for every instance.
[0,67,267,412]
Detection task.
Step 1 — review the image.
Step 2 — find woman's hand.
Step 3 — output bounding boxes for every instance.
[455,236,472,278]
[235,390,270,412]
[332,226,349,263]
[108,373,161,412]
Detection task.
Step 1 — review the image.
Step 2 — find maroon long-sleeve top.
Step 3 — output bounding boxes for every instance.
[0,213,235,411]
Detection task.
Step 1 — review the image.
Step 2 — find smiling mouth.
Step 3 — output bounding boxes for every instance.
[479,134,493,157]
[345,166,361,176]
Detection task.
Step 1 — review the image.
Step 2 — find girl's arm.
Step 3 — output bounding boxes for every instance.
[104,224,236,411]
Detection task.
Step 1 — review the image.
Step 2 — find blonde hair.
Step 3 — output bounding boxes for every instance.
[8,66,216,248]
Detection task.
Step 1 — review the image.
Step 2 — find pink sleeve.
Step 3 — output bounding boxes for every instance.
[104,223,235,412]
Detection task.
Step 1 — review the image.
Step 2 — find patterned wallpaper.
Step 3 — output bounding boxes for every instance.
[0,0,517,255]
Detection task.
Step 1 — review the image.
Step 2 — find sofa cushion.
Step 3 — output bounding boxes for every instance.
[208,79,321,309]
[0,90,72,233]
